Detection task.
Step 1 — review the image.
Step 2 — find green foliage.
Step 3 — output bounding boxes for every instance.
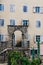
[31,59,36,65]
[8,51,41,65]
[20,57,31,65]
[31,58,40,65]
[8,51,31,65]
[8,51,20,65]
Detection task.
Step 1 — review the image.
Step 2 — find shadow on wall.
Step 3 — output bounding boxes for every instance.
[15,41,22,47]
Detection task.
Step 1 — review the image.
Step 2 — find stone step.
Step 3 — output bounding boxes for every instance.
[0,55,5,63]
[0,54,7,63]
[0,63,7,65]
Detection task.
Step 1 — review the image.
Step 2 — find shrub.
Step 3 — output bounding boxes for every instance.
[8,51,41,65]
[31,58,41,65]
[8,51,31,65]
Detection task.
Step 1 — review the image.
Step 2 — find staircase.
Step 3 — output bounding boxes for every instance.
[0,41,12,63]
[0,48,12,63]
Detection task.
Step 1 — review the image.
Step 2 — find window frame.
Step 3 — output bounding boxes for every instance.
[10,4,15,12]
[0,19,4,26]
[10,19,15,25]
[35,7,40,13]
[33,6,43,13]
[0,34,4,42]
[36,20,41,28]
[31,49,37,55]
[23,5,28,12]
[0,4,4,11]
[35,35,40,43]
[22,19,28,26]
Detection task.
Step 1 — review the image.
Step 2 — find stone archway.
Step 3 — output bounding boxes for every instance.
[14,30,22,47]
[8,25,29,48]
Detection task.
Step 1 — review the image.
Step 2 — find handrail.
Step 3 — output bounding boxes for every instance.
[0,47,30,55]
[0,48,12,55]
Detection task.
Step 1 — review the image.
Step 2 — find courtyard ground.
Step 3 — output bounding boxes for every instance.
[0,63,7,65]
[0,63,43,65]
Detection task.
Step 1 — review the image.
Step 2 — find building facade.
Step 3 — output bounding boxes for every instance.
[0,0,43,55]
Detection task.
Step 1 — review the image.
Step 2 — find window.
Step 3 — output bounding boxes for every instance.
[31,50,37,55]
[33,6,43,13]
[31,49,35,55]
[35,7,40,13]
[40,35,43,43]
[36,35,40,42]
[34,35,43,43]
[0,19,4,26]
[40,7,43,13]
[0,4,4,11]
[22,20,28,26]
[10,19,15,25]
[0,34,4,42]
[23,5,28,12]
[35,50,37,54]
[33,7,40,13]
[10,4,15,12]
[36,20,41,28]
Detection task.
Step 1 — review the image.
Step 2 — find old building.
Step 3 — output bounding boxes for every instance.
[0,0,43,55]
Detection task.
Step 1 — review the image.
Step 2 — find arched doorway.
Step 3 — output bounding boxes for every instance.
[13,30,22,47]
[8,25,29,48]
